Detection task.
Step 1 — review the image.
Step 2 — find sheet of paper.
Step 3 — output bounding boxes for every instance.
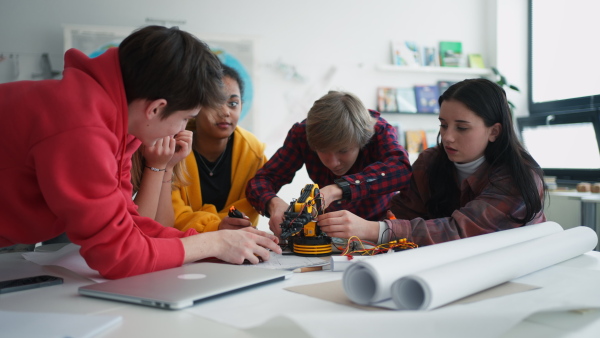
[285,280,539,311]
[245,265,600,338]
[186,271,349,329]
[245,252,329,270]
[21,243,106,283]
[286,280,382,311]
[0,310,121,338]
[21,244,328,283]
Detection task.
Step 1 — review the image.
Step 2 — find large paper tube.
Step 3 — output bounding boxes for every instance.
[342,222,564,305]
[391,226,598,310]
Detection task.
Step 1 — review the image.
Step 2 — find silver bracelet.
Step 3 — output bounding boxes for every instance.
[144,165,166,172]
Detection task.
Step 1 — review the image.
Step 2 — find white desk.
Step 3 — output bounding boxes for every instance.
[2,250,600,337]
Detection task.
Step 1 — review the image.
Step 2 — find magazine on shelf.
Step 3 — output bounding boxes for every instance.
[422,46,439,66]
[414,85,440,113]
[377,87,398,112]
[439,41,462,67]
[425,129,439,148]
[395,87,417,113]
[388,121,405,147]
[437,80,456,96]
[405,130,428,154]
[468,53,486,68]
[391,40,421,67]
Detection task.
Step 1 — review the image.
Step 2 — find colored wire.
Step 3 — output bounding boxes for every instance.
[339,235,417,257]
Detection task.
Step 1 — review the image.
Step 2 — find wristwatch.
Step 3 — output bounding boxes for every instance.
[334,178,352,201]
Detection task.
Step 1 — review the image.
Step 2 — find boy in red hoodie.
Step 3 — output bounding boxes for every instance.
[0,25,280,279]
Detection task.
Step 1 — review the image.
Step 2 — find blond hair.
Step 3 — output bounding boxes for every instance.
[306,91,375,151]
[130,147,190,193]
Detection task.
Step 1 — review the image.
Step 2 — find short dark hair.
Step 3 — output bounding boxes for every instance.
[119,25,225,118]
[221,64,245,99]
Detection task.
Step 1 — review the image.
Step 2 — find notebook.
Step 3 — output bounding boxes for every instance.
[78,262,292,310]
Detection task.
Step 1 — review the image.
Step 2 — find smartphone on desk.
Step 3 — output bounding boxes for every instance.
[0,275,63,294]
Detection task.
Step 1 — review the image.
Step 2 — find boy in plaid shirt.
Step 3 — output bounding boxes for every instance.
[246,91,411,238]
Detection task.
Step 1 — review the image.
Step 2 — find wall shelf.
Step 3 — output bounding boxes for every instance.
[375,64,492,76]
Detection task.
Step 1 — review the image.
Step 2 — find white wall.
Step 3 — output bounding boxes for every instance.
[495,0,529,118]
[0,0,525,149]
[0,0,529,230]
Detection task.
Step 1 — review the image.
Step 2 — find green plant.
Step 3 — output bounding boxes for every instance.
[491,67,520,111]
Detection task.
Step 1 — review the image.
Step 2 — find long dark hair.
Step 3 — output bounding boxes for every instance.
[427,78,545,224]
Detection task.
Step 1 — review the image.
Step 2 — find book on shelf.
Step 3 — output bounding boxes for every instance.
[425,129,439,148]
[405,130,428,154]
[422,46,439,67]
[439,41,462,67]
[437,80,456,95]
[388,121,405,147]
[377,87,398,112]
[468,53,486,68]
[391,40,421,67]
[395,87,418,113]
[414,84,440,113]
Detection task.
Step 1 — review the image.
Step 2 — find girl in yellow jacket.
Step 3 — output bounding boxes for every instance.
[172,64,267,233]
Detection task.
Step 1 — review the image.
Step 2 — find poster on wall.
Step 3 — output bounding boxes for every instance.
[63,24,134,57]
[63,24,256,132]
[200,35,255,132]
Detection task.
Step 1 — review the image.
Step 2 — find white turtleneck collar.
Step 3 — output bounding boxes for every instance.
[454,156,486,183]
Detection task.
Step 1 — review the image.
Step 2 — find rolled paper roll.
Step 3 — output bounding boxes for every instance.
[342,222,564,306]
[390,226,598,311]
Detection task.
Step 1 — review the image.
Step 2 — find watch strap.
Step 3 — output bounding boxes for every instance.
[334,178,351,201]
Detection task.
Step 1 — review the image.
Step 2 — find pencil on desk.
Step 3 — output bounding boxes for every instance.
[292,266,323,273]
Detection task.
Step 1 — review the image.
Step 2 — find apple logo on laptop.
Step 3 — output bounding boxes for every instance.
[177,274,207,280]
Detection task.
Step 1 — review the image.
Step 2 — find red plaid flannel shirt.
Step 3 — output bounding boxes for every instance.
[246,110,411,221]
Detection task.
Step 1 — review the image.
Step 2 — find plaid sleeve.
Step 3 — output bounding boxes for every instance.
[245,123,306,217]
[387,168,545,246]
[340,114,412,200]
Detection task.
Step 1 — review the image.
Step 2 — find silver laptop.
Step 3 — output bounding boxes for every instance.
[79,262,292,310]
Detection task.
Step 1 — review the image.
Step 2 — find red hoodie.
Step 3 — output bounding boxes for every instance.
[0,48,197,278]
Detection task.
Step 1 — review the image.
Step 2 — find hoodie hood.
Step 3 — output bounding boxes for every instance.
[63,47,130,186]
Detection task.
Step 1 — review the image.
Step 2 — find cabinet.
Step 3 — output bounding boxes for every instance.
[545,191,583,230]
[545,191,600,250]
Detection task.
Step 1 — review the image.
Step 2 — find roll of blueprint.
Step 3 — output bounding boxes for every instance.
[391,226,598,310]
[342,221,564,306]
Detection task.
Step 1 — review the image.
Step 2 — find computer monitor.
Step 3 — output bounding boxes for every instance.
[517,111,600,186]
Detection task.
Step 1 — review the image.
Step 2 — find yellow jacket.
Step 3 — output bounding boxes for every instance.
[172,127,267,232]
